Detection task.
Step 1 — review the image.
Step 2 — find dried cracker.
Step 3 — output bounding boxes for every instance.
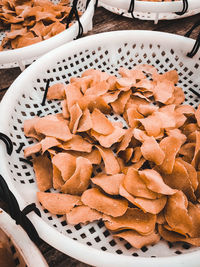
[114,230,160,249]
[81,188,128,217]
[66,205,102,225]
[37,192,81,215]
[33,154,53,191]
[91,173,125,195]
[61,157,92,195]
[104,208,156,235]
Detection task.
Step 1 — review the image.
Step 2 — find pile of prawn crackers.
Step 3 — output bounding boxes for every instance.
[0,0,80,50]
[23,65,200,249]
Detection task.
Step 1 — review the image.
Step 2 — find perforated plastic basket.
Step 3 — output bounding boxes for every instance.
[99,0,200,23]
[0,0,95,70]
[0,209,48,267]
[0,30,200,266]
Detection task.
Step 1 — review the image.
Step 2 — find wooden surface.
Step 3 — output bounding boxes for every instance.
[0,6,200,267]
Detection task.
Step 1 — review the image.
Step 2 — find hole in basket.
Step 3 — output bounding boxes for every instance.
[14,258,20,265]
[94,236,101,243]
[132,253,138,257]
[175,250,182,255]
[81,233,86,239]
[75,224,82,231]
[89,227,95,234]
[182,243,191,250]
[116,249,123,254]
[141,246,148,252]
[109,240,116,247]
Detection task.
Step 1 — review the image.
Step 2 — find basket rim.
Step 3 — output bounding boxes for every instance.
[0,30,200,266]
[99,0,200,13]
[0,0,95,67]
[0,209,48,267]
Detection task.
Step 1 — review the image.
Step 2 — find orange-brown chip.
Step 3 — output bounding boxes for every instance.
[96,146,120,175]
[59,134,92,153]
[34,116,72,141]
[33,154,53,191]
[101,90,120,104]
[104,208,156,235]
[126,106,144,128]
[138,115,162,137]
[119,184,167,214]
[52,164,64,190]
[119,67,146,80]
[91,173,125,195]
[63,148,102,165]
[139,169,177,195]
[158,224,200,247]
[24,142,41,157]
[61,157,92,195]
[66,205,102,225]
[91,125,125,148]
[123,167,159,199]
[37,192,81,215]
[85,80,109,96]
[120,148,133,163]
[141,137,165,165]
[153,80,174,104]
[117,127,134,153]
[177,158,198,191]
[195,104,200,127]
[132,128,149,142]
[69,103,82,134]
[65,83,83,110]
[47,83,66,100]
[159,135,183,174]
[153,70,178,84]
[131,147,142,163]
[77,108,92,132]
[179,143,195,162]
[91,108,114,135]
[24,116,44,140]
[41,136,60,153]
[111,90,131,115]
[191,131,200,169]
[52,152,76,181]
[81,188,128,217]
[114,230,160,249]
[161,159,196,202]
[137,104,158,116]
[165,191,192,236]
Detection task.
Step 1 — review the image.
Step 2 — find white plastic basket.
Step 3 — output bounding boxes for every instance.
[99,0,200,24]
[0,209,48,267]
[0,0,95,70]
[0,30,200,266]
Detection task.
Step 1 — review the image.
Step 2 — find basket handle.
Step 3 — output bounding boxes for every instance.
[128,0,135,18]
[0,133,41,245]
[185,20,200,58]
[86,0,98,10]
[64,0,84,39]
[0,174,42,245]
[175,0,188,16]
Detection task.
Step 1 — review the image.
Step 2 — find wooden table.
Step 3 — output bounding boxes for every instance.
[0,7,200,267]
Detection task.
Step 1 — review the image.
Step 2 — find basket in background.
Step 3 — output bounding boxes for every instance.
[99,0,200,24]
[0,0,95,70]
